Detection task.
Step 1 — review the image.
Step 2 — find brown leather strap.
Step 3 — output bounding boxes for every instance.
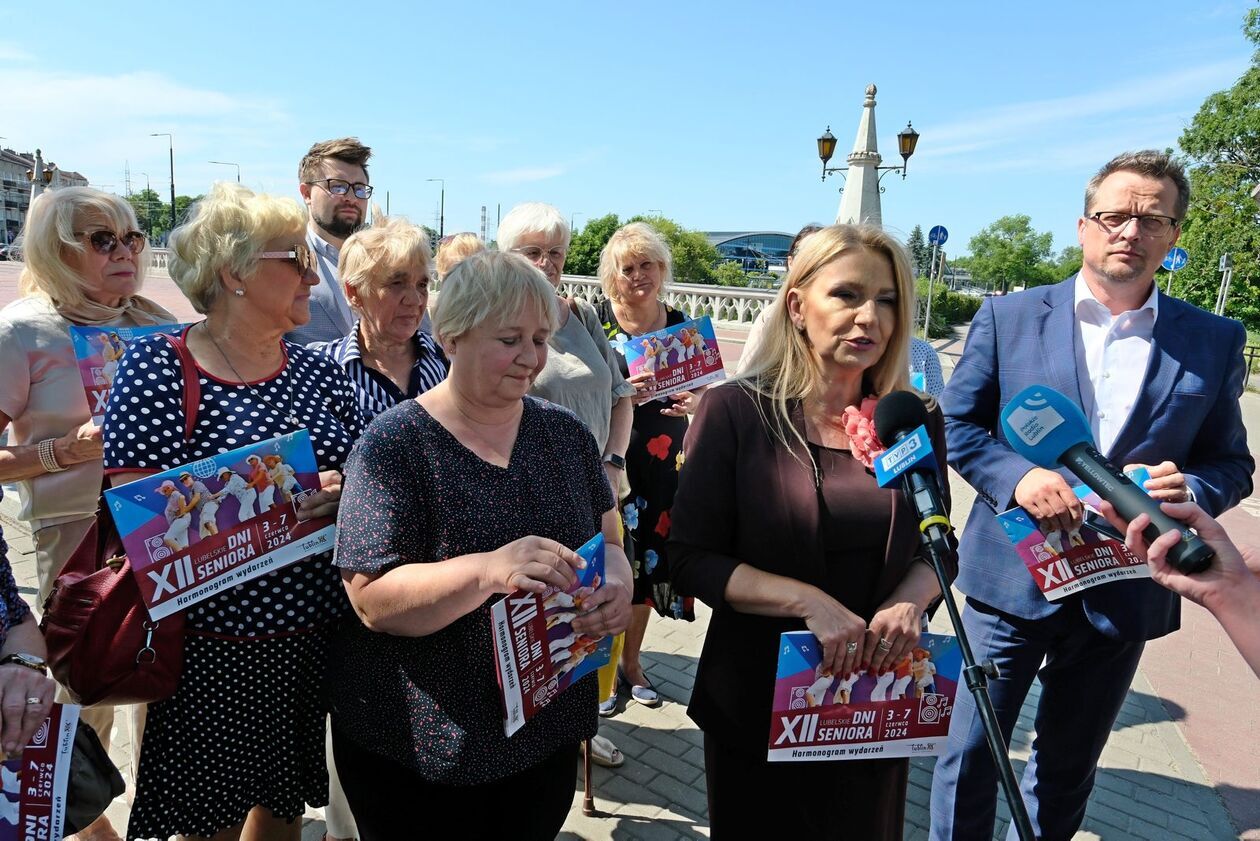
[159,330,201,442]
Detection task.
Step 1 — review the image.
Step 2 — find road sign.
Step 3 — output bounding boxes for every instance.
[1161,247,1188,272]
[929,225,948,246]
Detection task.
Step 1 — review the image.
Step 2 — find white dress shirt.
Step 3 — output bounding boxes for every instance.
[1073,275,1158,456]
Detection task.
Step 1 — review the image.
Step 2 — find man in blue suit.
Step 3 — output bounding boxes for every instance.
[930,150,1253,840]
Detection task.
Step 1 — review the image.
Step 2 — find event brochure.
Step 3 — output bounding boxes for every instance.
[492,533,612,737]
[619,315,725,399]
[68,324,186,423]
[996,467,1152,602]
[0,703,78,841]
[103,430,334,620]
[768,632,961,762]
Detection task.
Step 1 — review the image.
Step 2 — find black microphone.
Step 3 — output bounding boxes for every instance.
[874,391,952,557]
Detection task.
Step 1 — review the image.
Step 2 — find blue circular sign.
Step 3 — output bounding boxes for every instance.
[929,225,949,246]
[1162,247,1188,272]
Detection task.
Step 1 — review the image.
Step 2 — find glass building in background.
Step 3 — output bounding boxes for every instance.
[705,231,793,273]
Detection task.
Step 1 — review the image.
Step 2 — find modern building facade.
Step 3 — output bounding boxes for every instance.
[705,231,794,272]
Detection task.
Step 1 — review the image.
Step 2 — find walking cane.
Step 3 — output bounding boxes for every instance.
[582,737,595,815]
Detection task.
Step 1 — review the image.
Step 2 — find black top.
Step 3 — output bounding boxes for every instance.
[328,397,614,784]
[102,331,363,637]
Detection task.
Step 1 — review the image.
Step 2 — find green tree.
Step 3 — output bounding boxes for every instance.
[565,213,621,276]
[1175,8,1260,328]
[1053,245,1083,279]
[907,225,931,278]
[627,214,720,284]
[711,260,752,287]
[965,214,1055,292]
[128,193,203,243]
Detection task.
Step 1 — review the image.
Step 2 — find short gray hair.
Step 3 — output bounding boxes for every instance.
[1084,150,1190,220]
[497,202,570,252]
[434,250,557,343]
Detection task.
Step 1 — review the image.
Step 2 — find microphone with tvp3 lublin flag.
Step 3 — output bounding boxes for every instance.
[999,384,1213,575]
[871,390,1038,841]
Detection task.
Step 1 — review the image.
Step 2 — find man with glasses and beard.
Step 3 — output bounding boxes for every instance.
[930,150,1252,840]
[287,137,375,346]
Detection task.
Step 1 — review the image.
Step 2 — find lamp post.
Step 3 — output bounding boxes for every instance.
[208,160,240,183]
[426,178,445,239]
[570,211,583,231]
[151,133,175,232]
[816,85,920,226]
[25,148,55,202]
[139,172,153,237]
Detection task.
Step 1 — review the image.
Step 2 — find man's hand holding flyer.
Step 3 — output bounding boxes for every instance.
[997,468,1153,601]
[492,533,612,737]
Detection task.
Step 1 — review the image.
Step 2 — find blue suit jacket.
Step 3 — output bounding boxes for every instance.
[942,277,1253,641]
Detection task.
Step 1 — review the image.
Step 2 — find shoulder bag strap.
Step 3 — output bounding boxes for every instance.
[159,331,202,442]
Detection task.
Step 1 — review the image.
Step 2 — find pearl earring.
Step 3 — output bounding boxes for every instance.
[234,289,245,297]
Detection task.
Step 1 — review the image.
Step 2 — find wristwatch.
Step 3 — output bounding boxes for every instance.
[603,453,627,471]
[0,653,47,675]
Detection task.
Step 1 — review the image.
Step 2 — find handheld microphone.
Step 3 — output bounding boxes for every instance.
[999,385,1213,575]
[873,391,952,558]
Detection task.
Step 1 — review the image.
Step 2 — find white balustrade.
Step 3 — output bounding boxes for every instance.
[556,275,776,327]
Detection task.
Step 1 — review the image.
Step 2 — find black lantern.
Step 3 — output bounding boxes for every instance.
[897,122,920,172]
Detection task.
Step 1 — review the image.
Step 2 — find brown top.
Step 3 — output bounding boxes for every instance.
[668,382,957,749]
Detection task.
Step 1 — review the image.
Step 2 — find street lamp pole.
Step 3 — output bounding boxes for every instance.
[208,160,240,183]
[570,212,583,231]
[426,178,445,239]
[140,173,153,237]
[151,133,175,232]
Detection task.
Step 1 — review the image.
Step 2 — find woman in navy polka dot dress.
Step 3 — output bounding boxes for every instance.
[103,184,363,841]
[328,252,634,841]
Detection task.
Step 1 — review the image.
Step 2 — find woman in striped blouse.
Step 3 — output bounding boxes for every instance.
[310,215,448,421]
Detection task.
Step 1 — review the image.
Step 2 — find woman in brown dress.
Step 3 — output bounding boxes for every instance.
[669,224,956,839]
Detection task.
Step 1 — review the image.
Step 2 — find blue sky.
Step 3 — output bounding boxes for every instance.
[1,0,1255,261]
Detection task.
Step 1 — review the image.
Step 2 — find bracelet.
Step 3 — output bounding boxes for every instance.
[37,438,66,474]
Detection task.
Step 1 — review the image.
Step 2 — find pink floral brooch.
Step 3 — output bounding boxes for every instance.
[840,396,885,470]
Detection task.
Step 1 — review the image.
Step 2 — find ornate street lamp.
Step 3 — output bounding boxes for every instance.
[818,120,920,185]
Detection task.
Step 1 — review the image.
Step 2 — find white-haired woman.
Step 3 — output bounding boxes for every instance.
[310,215,447,422]
[499,202,634,767]
[328,250,633,840]
[0,186,174,841]
[669,225,956,839]
[102,182,362,841]
[593,222,700,713]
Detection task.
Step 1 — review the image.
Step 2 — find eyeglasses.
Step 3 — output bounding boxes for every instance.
[306,178,373,199]
[512,245,567,265]
[258,243,316,275]
[1087,212,1179,236]
[77,230,147,256]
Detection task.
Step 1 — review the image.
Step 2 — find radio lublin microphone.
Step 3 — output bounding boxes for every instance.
[872,390,952,556]
[999,385,1213,575]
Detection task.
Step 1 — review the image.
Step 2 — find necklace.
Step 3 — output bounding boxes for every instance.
[201,323,300,427]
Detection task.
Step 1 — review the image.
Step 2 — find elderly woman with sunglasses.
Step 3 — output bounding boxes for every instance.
[0,187,174,841]
[102,183,362,841]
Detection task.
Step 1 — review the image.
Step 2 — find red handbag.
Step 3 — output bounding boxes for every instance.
[41,332,199,706]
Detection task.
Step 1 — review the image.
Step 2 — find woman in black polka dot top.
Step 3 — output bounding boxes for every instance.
[103,184,363,841]
[328,251,634,841]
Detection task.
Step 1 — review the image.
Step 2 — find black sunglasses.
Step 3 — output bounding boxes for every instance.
[77,230,147,256]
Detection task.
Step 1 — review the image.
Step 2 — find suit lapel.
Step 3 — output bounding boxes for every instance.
[1108,295,1185,459]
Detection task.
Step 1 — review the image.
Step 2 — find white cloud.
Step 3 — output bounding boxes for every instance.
[0,43,33,63]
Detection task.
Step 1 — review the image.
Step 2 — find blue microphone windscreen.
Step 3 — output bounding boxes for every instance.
[999,385,1094,468]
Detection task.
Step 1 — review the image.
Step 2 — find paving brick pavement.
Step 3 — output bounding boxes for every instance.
[0,262,1253,838]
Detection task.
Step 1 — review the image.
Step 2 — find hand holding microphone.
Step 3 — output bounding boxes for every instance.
[999,385,1213,575]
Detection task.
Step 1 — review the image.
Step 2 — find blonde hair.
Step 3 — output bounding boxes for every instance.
[598,221,673,300]
[436,233,486,279]
[737,224,917,452]
[17,187,149,307]
[339,215,433,308]
[497,202,570,252]
[434,250,557,343]
[167,183,307,314]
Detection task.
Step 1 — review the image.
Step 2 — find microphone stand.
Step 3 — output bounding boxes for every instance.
[918,526,1037,841]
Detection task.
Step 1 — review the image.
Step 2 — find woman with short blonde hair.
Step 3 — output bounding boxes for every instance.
[310,216,447,423]
[435,232,486,279]
[103,182,363,841]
